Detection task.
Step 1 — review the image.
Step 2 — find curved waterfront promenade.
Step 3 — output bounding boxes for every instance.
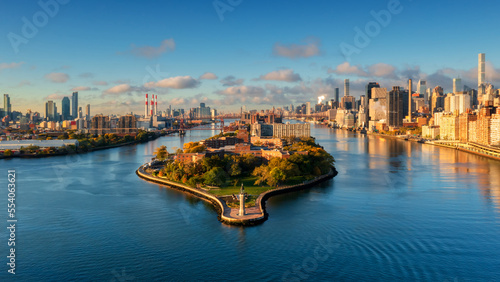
[136,165,337,225]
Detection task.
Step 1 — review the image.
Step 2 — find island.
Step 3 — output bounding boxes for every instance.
[136,128,337,225]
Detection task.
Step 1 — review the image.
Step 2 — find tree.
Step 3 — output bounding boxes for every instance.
[3,149,13,157]
[269,167,286,187]
[253,165,271,186]
[229,162,242,177]
[203,167,227,187]
[154,145,168,160]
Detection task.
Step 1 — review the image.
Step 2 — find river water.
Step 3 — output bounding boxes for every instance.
[1,124,500,281]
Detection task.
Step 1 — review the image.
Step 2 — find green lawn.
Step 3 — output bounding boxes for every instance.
[206,176,269,196]
[205,175,311,196]
[151,172,315,197]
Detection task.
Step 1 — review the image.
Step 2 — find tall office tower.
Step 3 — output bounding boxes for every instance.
[341,95,356,110]
[408,79,413,118]
[387,86,404,127]
[344,79,350,96]
[478,53,485,87]
[417,80,427,96]
[366,82,380,100]
[335,88,340,103]
[45,100,57,121]
[306,102,311,115]
[3,94,12,118]
[86,104,91,119]
[453,78,462,93]
[78,107,83,119]
[434,86,444,96]
[71,92,78,119]
[145,94,149,117]
[426,88,432,105]
[61,97,71,120]
[359,95,367,108]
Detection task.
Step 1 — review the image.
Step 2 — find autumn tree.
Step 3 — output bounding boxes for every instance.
[154,145,168,160]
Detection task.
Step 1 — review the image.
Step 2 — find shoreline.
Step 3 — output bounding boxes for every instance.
[0,132,171,160]
[136,165,337,226]
[351,129,500,162]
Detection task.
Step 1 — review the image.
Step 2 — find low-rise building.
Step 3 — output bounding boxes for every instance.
[202,136,242,149]
[174,153,206,163]
[250,136,284,148]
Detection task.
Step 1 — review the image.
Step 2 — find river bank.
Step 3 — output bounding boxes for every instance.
[364,130,500,162]
[136,164,337,225]
[0,131,171,160]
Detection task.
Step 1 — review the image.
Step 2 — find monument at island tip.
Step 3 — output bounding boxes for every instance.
[238,183,246,216]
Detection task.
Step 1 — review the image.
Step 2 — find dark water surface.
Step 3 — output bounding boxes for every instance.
[1,125,500,281]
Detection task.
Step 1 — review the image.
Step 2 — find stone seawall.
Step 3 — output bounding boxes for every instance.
[136,165,337,226]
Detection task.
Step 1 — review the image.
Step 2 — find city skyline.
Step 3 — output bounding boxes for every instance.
[2,0,500,115]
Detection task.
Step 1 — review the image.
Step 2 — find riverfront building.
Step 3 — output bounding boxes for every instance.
[272,122,310,138]
[90,114,110,135]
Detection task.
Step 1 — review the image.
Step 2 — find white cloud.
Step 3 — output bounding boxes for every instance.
[145,76,200,89]
[328,62,397,79]
[199,72,218,80]
[217,85,266,96]
[169,97,186,105]
[128,38,176,58]
[44,93,67,100]
[0,62,24,71]
[220,75,244,86]
[329,62,367,76]
[104,84,131,94]
[273,38,321,59]
[44,72,69,83]
[71,86,92,91]
[258,69,302,82]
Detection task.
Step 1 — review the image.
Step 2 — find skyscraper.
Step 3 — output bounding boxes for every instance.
[335,88,339,103]
[306,102,311,115]
[387,86,404,127]
[45,101,57,121]
[3,94,11,118]
[72,92,78,119]
[61,97,71,120]
[344,79,350,96]
[408,79,413,119]
[453,78,462,93]
[478,53,485,87]
[366,82,380,100]
[425,88,432,106]
[86,104,91,119]
[417,80,427,96]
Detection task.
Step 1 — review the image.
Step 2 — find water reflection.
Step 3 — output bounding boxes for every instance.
[322,127,500,215]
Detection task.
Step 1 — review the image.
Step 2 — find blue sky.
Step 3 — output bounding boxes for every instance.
[1,0,500,115]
